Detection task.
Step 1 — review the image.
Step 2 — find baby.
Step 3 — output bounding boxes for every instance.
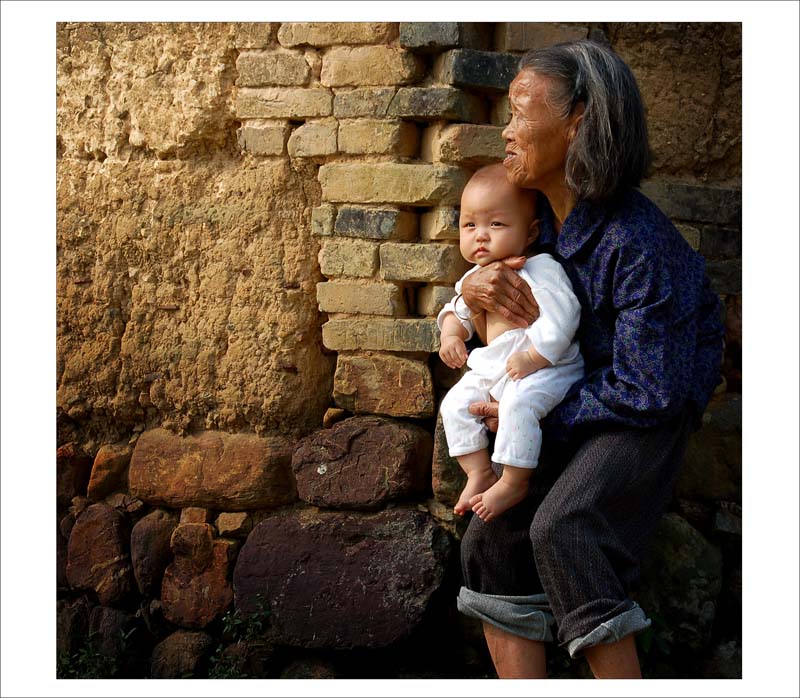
[438,164,584,521]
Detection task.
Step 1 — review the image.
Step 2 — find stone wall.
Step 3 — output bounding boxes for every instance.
[57,22,741,679]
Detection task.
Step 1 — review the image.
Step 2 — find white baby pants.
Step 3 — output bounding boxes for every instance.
[440,328,583,468]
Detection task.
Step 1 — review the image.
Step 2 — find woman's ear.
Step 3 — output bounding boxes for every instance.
[568,103,585,142]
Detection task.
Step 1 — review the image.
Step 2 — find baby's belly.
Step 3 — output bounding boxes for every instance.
[486,312,520,344]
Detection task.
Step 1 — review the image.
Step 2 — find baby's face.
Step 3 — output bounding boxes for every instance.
[458,179,537,266]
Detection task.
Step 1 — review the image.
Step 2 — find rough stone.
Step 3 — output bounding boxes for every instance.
[316,281,408,316]
[322,318,439,353]
[699,225,741,259]
[233,507,450,648]
[87,442,133,501]
[338,119,419,156]
[216,512,253,538]
[399,22,490,53]
[131,508,179,597]
[233,23,277,49]
[321,46,424,87]
[180,507,212,524]
[381,242,471,283]
[434,49,519,93]
[57,442,93,508]
[162,536,235,629]
[236,88,332,118]
[278,22,398,47]
[292,415,433,509]
[287,119,338,158]
[319,163,468,206]
[388,87,487,123]
[88,606,135,664]
[420,207,460,241]
[128,428,296,510]
[57,525,70,589]
[705,260,741,295]
[635,513,723,651]
[311,203,336,236]
[494,22,588,52]
[318,238,379,278]
[676,222,701,250]
[422,123,505,165]
[700,639,742,679]
[237,122,289,155]
[333,354,435,418]
[280,658,338,679]
[333,88,396,118]
[150,630,214,678]
[491,94,511,126]
[639,180,741,226]
[236,50,311,86]
[66,503,133,605]
[334,206,417,241]
[322,407,349,428]
[57,596,94,657]
[675,393,741,502]
[432,410,466,507]
[417,285,455,316]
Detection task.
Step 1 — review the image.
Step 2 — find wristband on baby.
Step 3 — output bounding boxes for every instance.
[452,293,479,321]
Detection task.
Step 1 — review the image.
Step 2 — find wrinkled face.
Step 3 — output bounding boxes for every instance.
[458,179,537,267]
[502,70,582,193]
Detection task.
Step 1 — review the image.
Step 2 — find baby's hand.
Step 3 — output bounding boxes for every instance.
[439,335,468,369]
[506,350,538,380]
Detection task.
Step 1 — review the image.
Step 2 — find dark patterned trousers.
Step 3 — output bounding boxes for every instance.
[458,407,694,655]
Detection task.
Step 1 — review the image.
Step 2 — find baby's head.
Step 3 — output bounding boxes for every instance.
[458,163,539,266]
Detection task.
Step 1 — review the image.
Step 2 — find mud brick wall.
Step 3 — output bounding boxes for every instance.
[56,22,742,679]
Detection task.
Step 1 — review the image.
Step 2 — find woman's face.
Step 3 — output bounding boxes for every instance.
[502,70,582,193]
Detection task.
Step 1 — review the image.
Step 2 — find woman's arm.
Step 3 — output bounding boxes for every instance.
[460,256,540,327]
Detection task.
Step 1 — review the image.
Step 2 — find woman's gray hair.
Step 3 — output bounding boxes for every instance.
[518,40,650,203]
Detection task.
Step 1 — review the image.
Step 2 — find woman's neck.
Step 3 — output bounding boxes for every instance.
[541,181,576,234]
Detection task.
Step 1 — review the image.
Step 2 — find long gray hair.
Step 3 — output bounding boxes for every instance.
[518,40,650,203]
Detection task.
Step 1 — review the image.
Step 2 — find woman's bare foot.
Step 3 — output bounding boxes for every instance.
[469,478,528,522]
[454,468,498,516]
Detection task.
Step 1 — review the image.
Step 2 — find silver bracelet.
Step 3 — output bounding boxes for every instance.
[452,292,478,321]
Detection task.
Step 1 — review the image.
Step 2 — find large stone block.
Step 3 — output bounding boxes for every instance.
[380,241,470,283]
[311,203,336,236]
[675,394,741,502]
[422,123,505,165]
[57,596,94,657]
[237,122,289,156]
[706,260,742,295]
[316,281,408,316]
[333,354,435,418]
[634,513,723,651]
[334,206,417,241]
[434,49,519,93]
[233,508,450,648]
[319,163,468,206]
[699,225,742,259]
[236,50,311,86]
[399,22,491,53]
[233,23,277,49]
[322,318,439,353]
[287,120,338,158]
[128,429,296,510]
[333,88,396,118]
[318,238,379,278]
[66,504,133,605]
[388,87,487,123]
[131,509,179,597]
[321,46,424,87]
[57,442,93,508]
[236,88,332,119]
[432,411,466,506]
[338,119,418,156]
[292,415,433,509]
[494,22,588,52]
[87,442,133,501]
[420,207,460,241]
[639,180,742,227]
[150,630,214,679]
[278,22,398,47]
[417,284,455,316]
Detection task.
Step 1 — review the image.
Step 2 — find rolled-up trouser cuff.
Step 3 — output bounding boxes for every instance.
[565,603,651,658]
[457,587,555,642]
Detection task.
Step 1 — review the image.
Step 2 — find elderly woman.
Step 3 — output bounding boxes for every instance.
[452,40,724,678]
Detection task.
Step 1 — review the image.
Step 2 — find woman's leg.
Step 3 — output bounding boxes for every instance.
[583,635,641,679]
[483,623,547,678]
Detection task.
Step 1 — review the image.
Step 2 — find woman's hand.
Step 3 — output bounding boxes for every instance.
[460,256,539,327]
[468,401,500,433]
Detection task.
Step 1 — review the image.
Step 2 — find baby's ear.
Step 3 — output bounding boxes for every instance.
[527,217,541,244]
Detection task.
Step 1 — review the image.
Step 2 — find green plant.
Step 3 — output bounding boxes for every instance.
[56,627,137,679]
[208,594,271,679]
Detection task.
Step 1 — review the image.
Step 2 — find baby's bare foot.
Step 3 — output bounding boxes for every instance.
[454,468,498,516]
[469,478,528,522]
